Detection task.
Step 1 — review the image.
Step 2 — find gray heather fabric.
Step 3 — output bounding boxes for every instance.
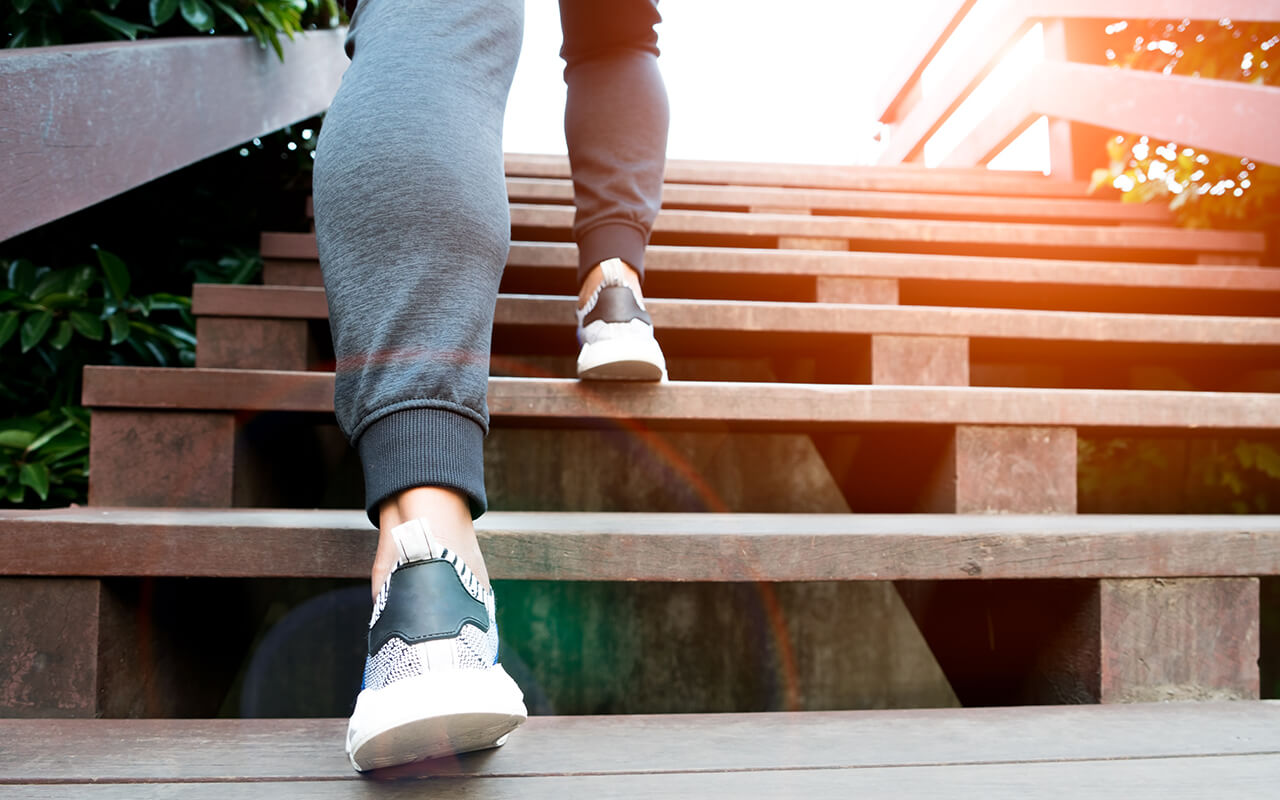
[312,0,668,524]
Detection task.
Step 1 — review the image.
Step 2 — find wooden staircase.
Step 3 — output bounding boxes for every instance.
[4,155,1280,792]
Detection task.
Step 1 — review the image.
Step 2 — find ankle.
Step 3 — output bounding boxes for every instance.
[373,486,489,598]
[579,257,642,309]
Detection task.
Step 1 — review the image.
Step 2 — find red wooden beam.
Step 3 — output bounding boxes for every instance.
[0,31,347,242]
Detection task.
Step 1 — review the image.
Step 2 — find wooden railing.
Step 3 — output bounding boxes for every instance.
[875,1,1280,178]
[0,31,348,242]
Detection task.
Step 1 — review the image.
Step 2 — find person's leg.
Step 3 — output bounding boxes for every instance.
[312,0,527,771]
[559,0,671,380]
[314,0,522,595]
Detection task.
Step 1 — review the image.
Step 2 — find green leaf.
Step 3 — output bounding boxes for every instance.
[158,324,198,349]
[181,0,214,30]
[0,311,19,348]
[13,0,35,15]
[19,462,50,501]
[105,0,122,9]
[94,247,131,302]
[150,0,179,24]
[107,313,130,346]
[20,311,53,352]
[213,0,248,31]
[0,430,36,449]
[6,482,24,504]
[87,11,154,40]
[25,418,75,456]
[48,320,72,351]
[48,0,64,13]
[69,311,104,341]
[0,289,17,305]
[67,266,95,298]
[36,293,81,311]
[7,260,36,295]
[6,27,29,49]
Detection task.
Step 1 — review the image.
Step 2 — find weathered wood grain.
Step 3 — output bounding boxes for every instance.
[504,152,1090,197]
[80,367,1280,431]
[0,579,100,718]
[3,508,1279,581]
[195,317,312,371]
[87,410,236,507]
[2,702,1277,783]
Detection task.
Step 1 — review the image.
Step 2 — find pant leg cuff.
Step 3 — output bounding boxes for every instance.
[577,221,648,286]
[357,407,487,526]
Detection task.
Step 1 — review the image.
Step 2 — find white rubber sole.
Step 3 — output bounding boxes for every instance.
[577,336,667,381]
[346,666,527,772]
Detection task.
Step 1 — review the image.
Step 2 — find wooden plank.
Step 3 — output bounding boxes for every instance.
[505,152,1086,197]
[944,61,1280,167]
[194,287,1280,351]
[9,756,1280,799]
[522,205,1267,254]
[3,508,1280,581]
[1099,577,1260,702]
[0,579,100,718]
[256,239,1280,296]
[306,178,1170,224]
[87,410,235,507]
[80,367,1280,431]
[0,32,347,241]
[2,703,1278,783]
[195,317,311,371]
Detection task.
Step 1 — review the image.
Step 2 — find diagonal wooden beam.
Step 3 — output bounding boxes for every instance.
[0,31,348,242]
[942,60,1280,167]
[877,0,1280,165]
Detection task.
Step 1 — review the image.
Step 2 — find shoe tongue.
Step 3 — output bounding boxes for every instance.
[391,518,441,562]
[599,258,629,288]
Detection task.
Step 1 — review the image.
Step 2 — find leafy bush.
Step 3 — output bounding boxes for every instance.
[1090,18,1279,230]
[0,249,196,504]
[3,0,341,58]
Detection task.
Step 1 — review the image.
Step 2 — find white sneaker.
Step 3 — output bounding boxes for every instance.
[346,519,527,772]
[576,258,667,381]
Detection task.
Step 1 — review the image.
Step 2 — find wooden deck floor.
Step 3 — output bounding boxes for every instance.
[3,702,1277,797]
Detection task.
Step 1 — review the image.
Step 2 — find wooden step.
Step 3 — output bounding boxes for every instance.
[506,178,1174,224]
[305,179,1173,224]
[81,367,1280,430]
[505,152,1093,197]
[3,703,1277,794]
[280,206,1268,259]
[4,508,1279,581]
[260,239,1280,315]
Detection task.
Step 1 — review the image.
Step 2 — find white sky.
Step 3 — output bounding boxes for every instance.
[503,0,1049,170]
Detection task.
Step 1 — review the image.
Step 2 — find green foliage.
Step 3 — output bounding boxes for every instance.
[1090,19,1279,229]
[0,249,198,506]
[1080,437,1280,514]
[3,0,342,60]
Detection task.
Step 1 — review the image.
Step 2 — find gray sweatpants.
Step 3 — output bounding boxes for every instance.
[313,0,669,525]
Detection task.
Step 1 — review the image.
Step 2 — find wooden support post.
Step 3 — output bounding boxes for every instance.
[196,317,312,371]
[815,276,900,305]
[88,410,236,507]
[870,335,968,386]
[898,423,1260,704]
[1197,253,1262,266]
[262,259,323,286]
[780,236,847,251]
[0,578,101,717]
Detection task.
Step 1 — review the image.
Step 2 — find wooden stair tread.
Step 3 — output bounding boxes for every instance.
[505,152,1093,197]
[305,179,1173,224]
[81,367,1280,430]
[2,703,1277,788]
[4,508,1280,580]
[192,286,1280,348]
[275,207,1269,255]
[260,240,1280,295]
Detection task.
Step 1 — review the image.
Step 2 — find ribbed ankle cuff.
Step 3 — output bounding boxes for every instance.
[357,407,487,526]
[577,221,647,286]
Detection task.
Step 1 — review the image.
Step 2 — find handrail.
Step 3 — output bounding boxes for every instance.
[877,0,1280,167]
[870,0,976,124]
[941,61,1280,168]
[0,30,348,243]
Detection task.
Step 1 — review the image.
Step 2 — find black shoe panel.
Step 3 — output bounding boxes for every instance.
[369,559,488,653]
[583,286,653,327]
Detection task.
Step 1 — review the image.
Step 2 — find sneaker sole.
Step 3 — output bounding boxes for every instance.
[346,666,527,772]
[577,337,667,381]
